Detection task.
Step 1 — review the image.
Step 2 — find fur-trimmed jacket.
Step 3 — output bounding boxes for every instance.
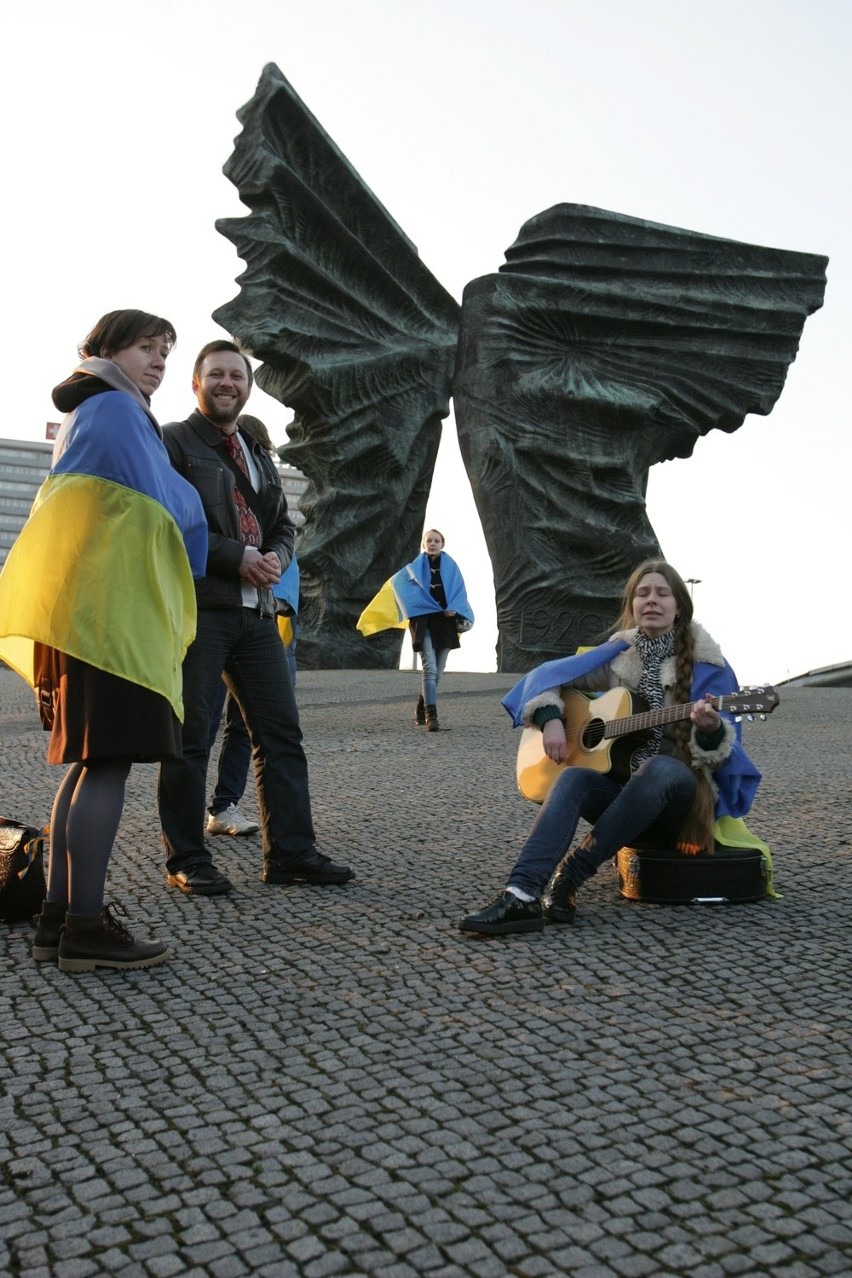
[501,624,761,820]
[522,623,735,772]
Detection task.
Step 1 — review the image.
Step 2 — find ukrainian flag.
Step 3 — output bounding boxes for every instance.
[356,577,409,636]
[274,555,300,648]
[357,552,474,637]
[0,390,207,721]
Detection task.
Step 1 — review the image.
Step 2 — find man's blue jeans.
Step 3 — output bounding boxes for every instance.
[207,622,299,814]
[507,755,698,898]
[159,607,315,874]
[418,630,449,705]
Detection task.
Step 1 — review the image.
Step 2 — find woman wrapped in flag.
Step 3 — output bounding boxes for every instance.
[0,310,207,972]
[357,529,474,731]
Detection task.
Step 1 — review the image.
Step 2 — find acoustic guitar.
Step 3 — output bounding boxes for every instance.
[516,685,779,803]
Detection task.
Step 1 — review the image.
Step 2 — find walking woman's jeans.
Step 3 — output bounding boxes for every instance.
[418,630,449,705]
[507,755,698,898]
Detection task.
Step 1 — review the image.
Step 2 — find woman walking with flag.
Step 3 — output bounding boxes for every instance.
[358,529,474,731]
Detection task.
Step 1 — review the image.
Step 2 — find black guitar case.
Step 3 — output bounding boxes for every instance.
[616,843,768,904]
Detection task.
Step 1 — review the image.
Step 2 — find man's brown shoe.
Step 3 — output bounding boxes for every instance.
[263,850,354,885]
[166,865,233,896]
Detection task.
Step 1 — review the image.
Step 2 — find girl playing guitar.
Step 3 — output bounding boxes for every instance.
[460,560,763,936]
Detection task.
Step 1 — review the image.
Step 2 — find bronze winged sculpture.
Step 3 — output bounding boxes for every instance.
[215,64,827,671]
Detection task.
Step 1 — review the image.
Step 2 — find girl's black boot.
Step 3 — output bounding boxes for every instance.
[542,859,578,924]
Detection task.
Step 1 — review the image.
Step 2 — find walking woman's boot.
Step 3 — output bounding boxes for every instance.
[425,704,440,732]
[415,694,426,725]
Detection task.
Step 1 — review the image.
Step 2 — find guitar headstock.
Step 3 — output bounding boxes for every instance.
[723,686,780,718]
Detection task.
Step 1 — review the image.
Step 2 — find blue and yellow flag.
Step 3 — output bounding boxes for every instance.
[357,552,474,637]
[0,389,207,721]
[274,555,300,648]
[356,577,409,636]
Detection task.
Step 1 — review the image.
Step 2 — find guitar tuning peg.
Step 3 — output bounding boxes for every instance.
[745,714,754,722]
[759,714,766,722]
[734,715,742,723]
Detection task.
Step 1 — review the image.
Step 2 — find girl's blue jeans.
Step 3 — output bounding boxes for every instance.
[507,754,698,898]
[418,630,449,705]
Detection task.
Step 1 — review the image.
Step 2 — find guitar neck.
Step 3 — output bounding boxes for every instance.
[605,696,724,740]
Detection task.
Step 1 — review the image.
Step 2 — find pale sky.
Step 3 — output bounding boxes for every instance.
[3,0,849,683]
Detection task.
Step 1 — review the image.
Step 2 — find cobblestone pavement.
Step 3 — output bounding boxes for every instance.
[1,666,850,1278]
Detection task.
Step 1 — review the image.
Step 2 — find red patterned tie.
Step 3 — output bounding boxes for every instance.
[223,432,261,547]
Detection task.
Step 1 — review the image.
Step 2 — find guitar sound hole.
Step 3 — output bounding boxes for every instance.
[582,718,605,749]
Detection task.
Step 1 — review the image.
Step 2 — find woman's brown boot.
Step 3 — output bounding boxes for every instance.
[415,694,426,725]
[425,704,440,732]
[32,900,67,963]
[58,903,169,973]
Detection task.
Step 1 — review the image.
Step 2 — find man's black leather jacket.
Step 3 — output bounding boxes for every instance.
[162,411,295,617]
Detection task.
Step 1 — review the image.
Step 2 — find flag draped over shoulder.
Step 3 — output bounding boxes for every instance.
[356,552,474,637]
[501,640,630,725]
[355,578,409,636]
[0,387,207,721]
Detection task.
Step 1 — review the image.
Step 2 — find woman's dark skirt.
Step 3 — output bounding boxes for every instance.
[409,612,460,653]
[34,644,182,764]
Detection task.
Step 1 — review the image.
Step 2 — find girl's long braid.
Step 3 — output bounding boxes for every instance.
[672,622,695,754]
[672,620,717,853]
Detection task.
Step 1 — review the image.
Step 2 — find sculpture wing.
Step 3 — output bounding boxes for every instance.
[453,204,828,668]
[214,64,460,666]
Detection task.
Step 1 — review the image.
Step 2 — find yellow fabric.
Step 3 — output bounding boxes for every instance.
[0,473,197,720]
[356,578,407,636]
[714,815,781,898]
[277,615,294,648]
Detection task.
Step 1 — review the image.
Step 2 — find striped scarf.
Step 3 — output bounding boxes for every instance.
[631,629,675,770]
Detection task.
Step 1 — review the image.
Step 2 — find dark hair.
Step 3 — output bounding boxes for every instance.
[237,414,274,453]
[80,309,176,360]
[192,340,254,389]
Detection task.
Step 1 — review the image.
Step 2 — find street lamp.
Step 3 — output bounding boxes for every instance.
[686,578,701,598]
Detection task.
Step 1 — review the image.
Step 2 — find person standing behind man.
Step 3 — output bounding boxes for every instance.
[157,340,354,895]
[204,415,298,839]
